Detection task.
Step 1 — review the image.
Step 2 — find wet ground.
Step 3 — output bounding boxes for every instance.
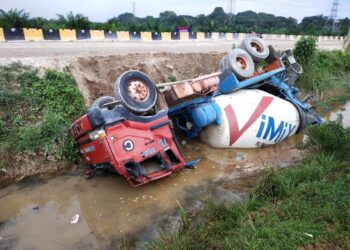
[0,102,349,249]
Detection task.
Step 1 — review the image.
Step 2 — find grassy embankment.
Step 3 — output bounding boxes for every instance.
[148,39,350,249]
[0,64,85,183]
[295,37,350,104]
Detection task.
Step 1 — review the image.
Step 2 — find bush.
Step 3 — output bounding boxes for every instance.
[297,49,350,92]
[0,64,86,164]
[305,115,350,160]
[294,36,317,67]
[32,70,85,119]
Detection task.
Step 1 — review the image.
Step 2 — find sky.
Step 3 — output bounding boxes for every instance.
[0,0,349,23]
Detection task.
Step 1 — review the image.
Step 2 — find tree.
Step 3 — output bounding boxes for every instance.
[144,16,158,31]
[0,8,30,28]
[57,11,91,30]
[159,11,177,31]
[209,7,227,29]
[117,13,136,31]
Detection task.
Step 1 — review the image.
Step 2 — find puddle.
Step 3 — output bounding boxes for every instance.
[324,101,350,127]
[0,101,348,249]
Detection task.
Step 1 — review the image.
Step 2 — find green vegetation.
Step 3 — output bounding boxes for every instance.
[148,118,350,249]
[0,64,86,169]
[294,37,350,99]
[167,75,177,82]
[0,7,349,35]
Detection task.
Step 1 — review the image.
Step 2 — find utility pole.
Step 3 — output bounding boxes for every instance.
[329,0,340,33]
[132,1,136,16]
[226,0,236,25]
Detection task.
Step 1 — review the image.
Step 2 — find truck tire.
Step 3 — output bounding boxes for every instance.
[239,35,269,63]
[114,70,157,113]
[224,48,255,80]
[91,96,115,109]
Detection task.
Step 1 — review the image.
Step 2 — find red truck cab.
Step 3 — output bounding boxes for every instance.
[70,105,186,187]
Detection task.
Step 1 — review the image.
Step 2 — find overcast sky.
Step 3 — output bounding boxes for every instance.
[1,0,349,22]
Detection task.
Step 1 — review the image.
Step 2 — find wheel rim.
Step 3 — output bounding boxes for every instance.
[236,56,248,70]
[127,79,149,101]
[250,41,263,53]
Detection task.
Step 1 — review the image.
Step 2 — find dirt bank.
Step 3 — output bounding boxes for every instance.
[69,52,225,104]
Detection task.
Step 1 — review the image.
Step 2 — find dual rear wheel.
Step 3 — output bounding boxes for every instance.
[92,70,157,113]
[219,35,269,79]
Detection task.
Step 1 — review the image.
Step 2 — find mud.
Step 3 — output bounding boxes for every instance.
[0,132,304,249]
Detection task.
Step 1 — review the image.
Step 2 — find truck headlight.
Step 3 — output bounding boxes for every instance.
[89,129,106,140]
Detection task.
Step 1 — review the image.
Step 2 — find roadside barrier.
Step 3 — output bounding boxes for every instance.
[171,32,180,40]
[90,30,104,41]
[3,28,25,40]
[180,32,189,40]
[189,32,197,40]
[59,29,76,41]
[219,32,227,40]
[43,29,60,40]
[161,32,171,41]
[205,32,212,39]
[0,28,5,42]
[151,32,161,40]
[104,30,117,40]
[197,32,205,40]
[212,32,219,40]
[23,28,43,41]
[117,31,129,41]
[141,32,152,41]
[0,28,344,42]
[76,29,91,40]
[129,31,141,41]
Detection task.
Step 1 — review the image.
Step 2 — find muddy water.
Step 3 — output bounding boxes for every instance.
[0,102,349,249]
[324,101,350,127]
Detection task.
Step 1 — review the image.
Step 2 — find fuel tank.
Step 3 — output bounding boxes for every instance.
[200,89,301,148]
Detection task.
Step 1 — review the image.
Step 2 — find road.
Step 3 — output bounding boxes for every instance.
[0,40,344,58]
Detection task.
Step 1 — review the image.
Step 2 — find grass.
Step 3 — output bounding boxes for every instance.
[295,38,350,102]
[147,118,350,249]
[0,63,86,170]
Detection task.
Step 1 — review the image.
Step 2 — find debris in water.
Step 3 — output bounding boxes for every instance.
[32,206,39,210]
[71,214,80,224]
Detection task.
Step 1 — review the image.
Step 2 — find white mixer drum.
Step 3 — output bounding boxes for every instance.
[200,89,300,148]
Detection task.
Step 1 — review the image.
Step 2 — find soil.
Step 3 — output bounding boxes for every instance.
[69,52,225,104]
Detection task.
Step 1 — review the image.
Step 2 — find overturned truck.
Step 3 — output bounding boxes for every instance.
[70,35,321,186]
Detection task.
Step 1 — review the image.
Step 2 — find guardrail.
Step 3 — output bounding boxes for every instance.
[0,28,346,42]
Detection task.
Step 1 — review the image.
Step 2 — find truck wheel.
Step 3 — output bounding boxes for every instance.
[114,70,157,113]
[224,48,255,80]
[239,35,269,63]
[91,96,115,109]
